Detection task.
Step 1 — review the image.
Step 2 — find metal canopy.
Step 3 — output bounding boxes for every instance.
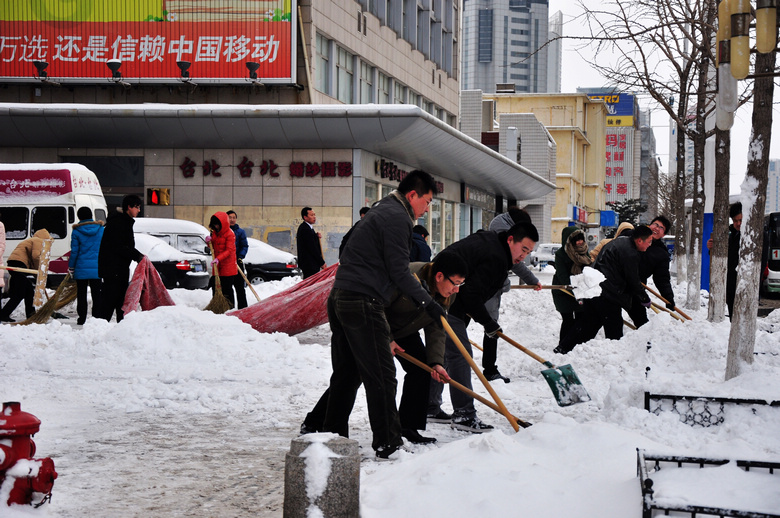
[0,103,555,200]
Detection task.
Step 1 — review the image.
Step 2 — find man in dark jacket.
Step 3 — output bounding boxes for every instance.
[323,170,445,459]
[428,221,539,433]
[296,207,325,278]
[557,226,654,351]
[227,210,248,309]
[409,225,432,262]
[480,207,542,383]
[98,195,144,323]
[707,203,742,319]
[628,215,674,327]
[301,252,467,444]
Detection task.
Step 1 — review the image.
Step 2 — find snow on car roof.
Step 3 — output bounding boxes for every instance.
[245,237,295,264]
[133,217,210,235]
[134,233,206,262]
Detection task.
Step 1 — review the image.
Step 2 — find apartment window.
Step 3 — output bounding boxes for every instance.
[336,46,354,103]
[394,82,406,104]
[377,72,390,103]
[360,62,373,103]
[408,90,419,107]
[315,33,330,95]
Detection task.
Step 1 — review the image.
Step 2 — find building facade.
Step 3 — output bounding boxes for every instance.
[0,1,550,263]
[482,92,608,245]
[461,0,549,94]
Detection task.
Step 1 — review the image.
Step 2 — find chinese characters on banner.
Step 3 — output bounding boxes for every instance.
[604,129,633,202]
[179,158,353,179]
[0,20,292,81]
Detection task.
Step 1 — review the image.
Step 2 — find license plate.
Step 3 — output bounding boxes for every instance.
[773,248,780,261]
[192,263,204,272]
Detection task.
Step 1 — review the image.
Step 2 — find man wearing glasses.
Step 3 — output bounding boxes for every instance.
[628,215,675,328]
[428,221,539,433]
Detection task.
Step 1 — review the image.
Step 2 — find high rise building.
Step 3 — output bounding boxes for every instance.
[547,10,562,93]
[462,0,549,93]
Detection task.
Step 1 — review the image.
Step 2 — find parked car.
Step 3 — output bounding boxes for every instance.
[134,217,300,285]
[529,243,560,269]
[244,237,301,284]
[133,233,210,290]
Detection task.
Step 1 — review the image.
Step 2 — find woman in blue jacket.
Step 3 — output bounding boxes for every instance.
[69,207,104,325]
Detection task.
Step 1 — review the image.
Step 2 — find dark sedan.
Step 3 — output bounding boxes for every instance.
[244,237,301,284]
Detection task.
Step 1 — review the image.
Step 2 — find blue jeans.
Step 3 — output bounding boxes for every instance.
[323,288,402,451]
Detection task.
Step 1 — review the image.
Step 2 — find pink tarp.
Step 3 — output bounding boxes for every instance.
[231,263,338,336]
[122,257,176,315]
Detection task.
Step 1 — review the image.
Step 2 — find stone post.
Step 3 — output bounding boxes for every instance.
[283,434,360,518]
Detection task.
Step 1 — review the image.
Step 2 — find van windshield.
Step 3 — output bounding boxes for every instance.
[179,235,209,255]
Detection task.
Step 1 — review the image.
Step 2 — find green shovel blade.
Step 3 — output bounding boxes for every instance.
[541,364,591,407]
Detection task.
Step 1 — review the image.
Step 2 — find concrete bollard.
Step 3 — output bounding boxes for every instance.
[283,433,360,518]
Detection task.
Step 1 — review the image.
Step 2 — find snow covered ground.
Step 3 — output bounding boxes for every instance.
[2,268,779,517]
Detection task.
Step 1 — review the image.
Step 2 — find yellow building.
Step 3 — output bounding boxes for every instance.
[483,93,608,245]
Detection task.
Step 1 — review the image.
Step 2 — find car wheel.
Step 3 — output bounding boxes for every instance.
[249,274,266,285]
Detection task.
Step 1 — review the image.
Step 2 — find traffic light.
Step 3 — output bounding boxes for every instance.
[147,188,170,206]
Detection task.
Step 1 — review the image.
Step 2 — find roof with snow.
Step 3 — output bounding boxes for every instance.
[0,103,555,200]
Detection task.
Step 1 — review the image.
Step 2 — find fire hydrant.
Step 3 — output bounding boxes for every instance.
[0,402,57,507]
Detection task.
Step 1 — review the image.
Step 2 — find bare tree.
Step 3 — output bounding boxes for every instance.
[726,49,775,380]
[708,124,730,322]
[576,0,718,302]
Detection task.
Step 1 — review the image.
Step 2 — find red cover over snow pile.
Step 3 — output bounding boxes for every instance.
[122,257,176,315]
[231,263,338,336]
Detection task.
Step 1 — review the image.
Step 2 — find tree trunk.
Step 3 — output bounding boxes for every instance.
[673,109,689,283]
[725,50,775,380]
[708,125,730,322]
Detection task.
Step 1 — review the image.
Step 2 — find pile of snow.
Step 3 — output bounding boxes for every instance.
[0,271,778,517]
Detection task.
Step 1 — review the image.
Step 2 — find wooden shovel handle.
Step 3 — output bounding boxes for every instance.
[441,316,519,432]
[496,331,551,367]
[651,301,685,322]
[511,284,573,290]
[237,266,261,303]
[641,283,691,320]
[208,241,222,290]
[396,351,530,428]
[0,265,39,275]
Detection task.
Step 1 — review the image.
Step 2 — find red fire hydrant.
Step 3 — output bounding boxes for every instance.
[0,401,57,507]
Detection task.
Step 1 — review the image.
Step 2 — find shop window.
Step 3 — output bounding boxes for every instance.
[364,181,378,207]
[444,201,455,248]
[429,198,442,254]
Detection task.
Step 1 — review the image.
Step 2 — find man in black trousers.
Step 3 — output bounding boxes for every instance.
[296,207,325,278]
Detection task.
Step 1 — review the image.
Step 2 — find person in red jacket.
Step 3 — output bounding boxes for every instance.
[206,211,238,308]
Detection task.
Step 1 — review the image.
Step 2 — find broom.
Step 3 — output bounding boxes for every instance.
[20,273,76,325]
[204,242,232,314]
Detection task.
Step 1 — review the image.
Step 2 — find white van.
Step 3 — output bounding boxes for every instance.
[1,163,108,286]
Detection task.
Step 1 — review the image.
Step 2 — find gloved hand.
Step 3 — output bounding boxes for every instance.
[641,299,652,308]
[212,258,219,266]
[666,301,675,311]
[484,320,502,338]
[68,267,75,275]
[205,235,212,243]
[424,300,447,328]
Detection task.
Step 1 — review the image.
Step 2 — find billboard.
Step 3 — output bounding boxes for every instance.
[588,93,635,127]
[0,0,295,84]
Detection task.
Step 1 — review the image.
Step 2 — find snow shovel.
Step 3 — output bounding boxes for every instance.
[396,351,531,429]
[441,316,520,432]
[642,282,691,321]
[496,331,591,407]
[236,266,261,304]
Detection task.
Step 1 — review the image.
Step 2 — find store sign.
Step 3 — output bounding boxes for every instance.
[588,93,635,127]
[463,184,494,212]
[179,157,352,178]
[375,160,444,194]
[604,128,634,203]
[0,0,295,83]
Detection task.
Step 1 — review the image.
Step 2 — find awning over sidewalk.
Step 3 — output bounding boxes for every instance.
[0,103,555,200]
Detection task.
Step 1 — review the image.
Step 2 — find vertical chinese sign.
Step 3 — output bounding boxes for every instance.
[0,0,295,83]
[589,92,637,204]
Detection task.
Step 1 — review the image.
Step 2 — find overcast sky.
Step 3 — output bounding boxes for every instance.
[548,0,780,196]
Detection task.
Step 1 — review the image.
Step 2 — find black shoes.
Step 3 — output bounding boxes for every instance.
[299,422,319,435]
[426,410,452,424]
[483,367,510,383]
[451,416,494,433]
[553,345,572,355]
[402,429,437,444]
[375,444,401,459]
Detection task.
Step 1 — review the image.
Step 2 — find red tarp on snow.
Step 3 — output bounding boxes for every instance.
[231,263,338,336]
[122,257,176,315]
